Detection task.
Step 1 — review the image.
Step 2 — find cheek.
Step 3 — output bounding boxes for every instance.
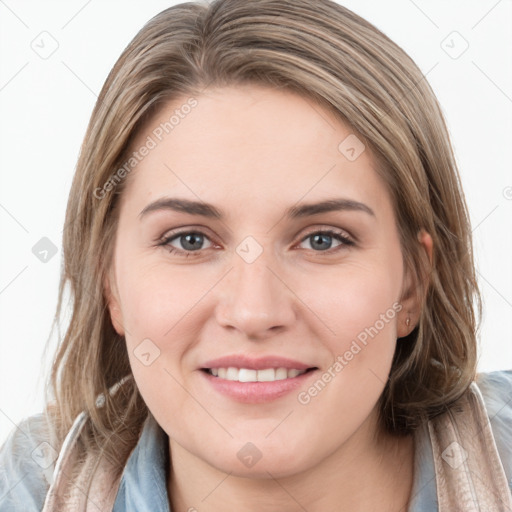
[300,257,401,352]
[116,253,211,344]
[115,255,223,418]
[293,257,402,411]
[336,278,400,365]
[118,267,202,435]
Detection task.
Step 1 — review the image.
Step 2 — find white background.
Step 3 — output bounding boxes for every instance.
[0,0,511,443]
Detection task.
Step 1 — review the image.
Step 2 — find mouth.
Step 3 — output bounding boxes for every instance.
[199,365,319,403]
[198,355,319,403]
[200,367,318,382]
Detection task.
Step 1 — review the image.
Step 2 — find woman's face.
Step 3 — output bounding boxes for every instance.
[106,84,427,477]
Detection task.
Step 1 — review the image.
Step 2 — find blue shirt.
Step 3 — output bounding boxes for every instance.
[1,369,511,511]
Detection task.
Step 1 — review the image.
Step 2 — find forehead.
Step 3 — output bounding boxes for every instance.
[120,85,390,220]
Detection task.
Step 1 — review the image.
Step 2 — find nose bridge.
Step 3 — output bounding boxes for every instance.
[215,236,295,335]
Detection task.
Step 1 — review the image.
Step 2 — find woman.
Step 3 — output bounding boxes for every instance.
[1,0,511,510]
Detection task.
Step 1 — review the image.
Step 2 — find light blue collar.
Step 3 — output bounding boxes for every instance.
[112,410,438,512]
[408,421,438,511]
[113,412,171,512]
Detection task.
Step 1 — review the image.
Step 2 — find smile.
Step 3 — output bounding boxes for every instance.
[203,367,315,382]
[199,366,318,403]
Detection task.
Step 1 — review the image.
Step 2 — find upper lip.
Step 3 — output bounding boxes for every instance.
[200,355,317,371]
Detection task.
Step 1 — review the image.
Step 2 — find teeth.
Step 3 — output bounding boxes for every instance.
[208,367,308,382]
[257,368,275,382]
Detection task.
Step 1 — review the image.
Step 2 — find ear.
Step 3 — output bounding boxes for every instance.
[397,229,433,338]
[103,266,125,336]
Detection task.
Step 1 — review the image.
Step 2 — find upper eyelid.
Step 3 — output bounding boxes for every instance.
[159,226,217,244]
[159,225,354,247]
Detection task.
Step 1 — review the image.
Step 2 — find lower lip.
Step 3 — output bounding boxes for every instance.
[199,369,318,403]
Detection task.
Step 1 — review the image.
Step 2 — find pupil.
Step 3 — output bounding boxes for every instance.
[312,233,331,251]
[183,233,202,250]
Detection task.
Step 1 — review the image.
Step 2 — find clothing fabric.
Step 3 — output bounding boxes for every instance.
[1,369,511,511]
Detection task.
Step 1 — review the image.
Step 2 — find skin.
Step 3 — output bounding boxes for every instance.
[105,84,433,512]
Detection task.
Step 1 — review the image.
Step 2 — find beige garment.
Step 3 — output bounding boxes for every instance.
[41,381,512,511]
[429,382,512,511]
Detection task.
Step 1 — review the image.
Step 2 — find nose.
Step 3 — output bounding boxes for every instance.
[214,248,296,339]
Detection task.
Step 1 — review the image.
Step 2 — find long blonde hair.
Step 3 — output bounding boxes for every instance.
[42,0,481,472]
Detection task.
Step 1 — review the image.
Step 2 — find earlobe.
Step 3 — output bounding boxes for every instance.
[397,229,434,338]
[103,272,125,336]
[397,266,418,338]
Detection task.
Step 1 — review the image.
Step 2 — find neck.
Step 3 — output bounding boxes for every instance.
[166,416,415,512]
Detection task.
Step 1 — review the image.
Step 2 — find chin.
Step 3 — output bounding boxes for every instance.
[212,455,307,479]
[198,438,316,479]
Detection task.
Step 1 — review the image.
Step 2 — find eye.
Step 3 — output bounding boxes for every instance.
[158,227,354,258]
[297,229,354,252]
[158,230,214,257]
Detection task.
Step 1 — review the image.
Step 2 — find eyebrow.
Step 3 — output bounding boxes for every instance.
[138,197,375,220]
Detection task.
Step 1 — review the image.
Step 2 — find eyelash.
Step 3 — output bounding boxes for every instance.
[157,228,355,258]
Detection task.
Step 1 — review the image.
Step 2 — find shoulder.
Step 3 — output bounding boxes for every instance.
[475,369,512,491]
[476,369,512,421]
[0,411,56,511]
